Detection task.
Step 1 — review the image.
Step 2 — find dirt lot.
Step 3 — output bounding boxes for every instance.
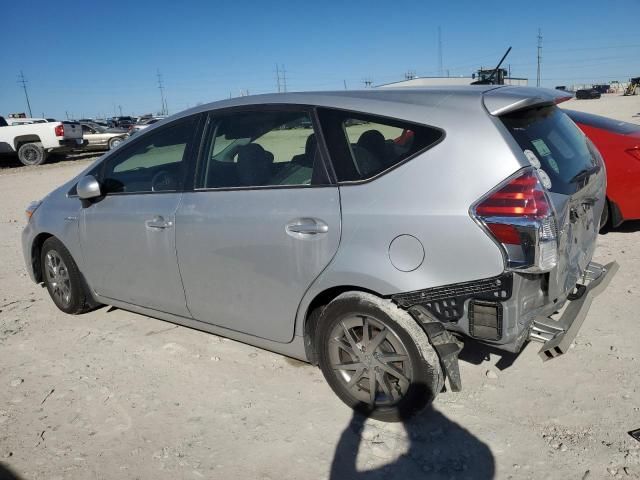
[1,96,640,480]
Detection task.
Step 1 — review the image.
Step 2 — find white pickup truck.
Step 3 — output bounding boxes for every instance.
[0,116,86,166]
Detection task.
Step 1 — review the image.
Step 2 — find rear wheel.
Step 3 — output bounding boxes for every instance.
[317,292,443,422]
[41,237,93,314]
[600,199,610,231]
[17,142,47,166]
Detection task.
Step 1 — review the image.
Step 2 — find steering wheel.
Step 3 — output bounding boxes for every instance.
[151,170,178,192]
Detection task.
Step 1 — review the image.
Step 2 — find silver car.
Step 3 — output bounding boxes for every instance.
[22,87,617,421]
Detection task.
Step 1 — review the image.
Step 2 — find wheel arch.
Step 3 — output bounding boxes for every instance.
[302,285,385,365]
[31,232,54,283]
[14,135,42,150]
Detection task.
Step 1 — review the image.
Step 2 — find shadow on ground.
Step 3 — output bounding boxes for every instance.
[330,405,494,479]
[0,151,100,170]
[0,463,23,480]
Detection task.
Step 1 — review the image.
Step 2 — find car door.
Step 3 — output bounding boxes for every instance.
[79,114,201,316]
[176,107,341,343]
[81,124,99,146]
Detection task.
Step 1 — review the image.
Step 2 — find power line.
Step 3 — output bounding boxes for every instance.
[17,71,33,117]
[536,28,542,87]
[157,69,168,115]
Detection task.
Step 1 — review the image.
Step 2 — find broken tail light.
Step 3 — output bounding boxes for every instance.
[472,168,558,273]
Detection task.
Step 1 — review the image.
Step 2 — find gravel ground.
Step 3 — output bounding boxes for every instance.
[1,96,640,480]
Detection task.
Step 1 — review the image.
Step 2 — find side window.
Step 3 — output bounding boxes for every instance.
[101,116,197,194]
[317,109,444,182]
[81,124,93,134]
[197,110,330,189]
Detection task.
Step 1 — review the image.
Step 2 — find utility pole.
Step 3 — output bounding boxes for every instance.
[17,71,33,117]
[405,70,416,80]
[438,26,444,77]
[118,105,123,117]
[536,28,542,87]
[343,79,348,90]
[276,64,281,93]
[363,78,373,88]
[157,69,168,115]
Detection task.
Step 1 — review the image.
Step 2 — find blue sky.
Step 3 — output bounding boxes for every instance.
[2,0,639,119]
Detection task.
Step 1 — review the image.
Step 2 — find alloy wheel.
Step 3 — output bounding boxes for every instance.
[44,250,72,307]
[328,315,413,407]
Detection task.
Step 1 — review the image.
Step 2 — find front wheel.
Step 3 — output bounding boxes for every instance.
[41,237,93,314]
[108,136,124,150]
[317,292,443,422]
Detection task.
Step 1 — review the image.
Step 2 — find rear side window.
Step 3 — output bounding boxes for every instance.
[317,109,444,182]
[565,109,640,135]
[501,106,598,195]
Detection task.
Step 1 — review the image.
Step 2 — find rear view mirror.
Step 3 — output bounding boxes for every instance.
[77,175,101,200]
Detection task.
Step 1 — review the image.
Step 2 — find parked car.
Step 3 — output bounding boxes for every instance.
[565,109,640,228]
[22,87,617,421]
[129,117,165,136]
[80,123,128,151]
[108,116,134,129]
[576,89,601,100]
[0,116,85,165]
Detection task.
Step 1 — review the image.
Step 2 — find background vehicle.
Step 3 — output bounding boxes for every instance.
[576,89,601,100]
[22,87,616,421]
[80,123,128,151]
[0,115,85,165]
[108,116,135,129]
[128,116,165,136]
[566,109,640,228]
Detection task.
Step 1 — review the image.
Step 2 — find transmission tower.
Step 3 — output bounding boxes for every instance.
[363,78,373,88]
[157,69,168,115]
[276,64,281,93]
[536,28,542,87]
[280,65,287,92]
[17,71,33,117]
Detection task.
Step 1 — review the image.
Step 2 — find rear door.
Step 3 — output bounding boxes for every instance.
[500,105,606,298]
[176,107,340,343]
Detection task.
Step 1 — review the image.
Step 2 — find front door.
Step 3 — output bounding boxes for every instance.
[79,115,200,316]
[176,108,340,343]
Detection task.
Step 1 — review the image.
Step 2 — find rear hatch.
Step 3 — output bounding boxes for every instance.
[496,98,606,302]
[60,121,82,139]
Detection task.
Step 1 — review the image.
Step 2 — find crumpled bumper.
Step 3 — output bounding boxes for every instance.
[529,261,619,361]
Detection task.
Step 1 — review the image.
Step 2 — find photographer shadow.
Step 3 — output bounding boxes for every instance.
[330,390,495,479]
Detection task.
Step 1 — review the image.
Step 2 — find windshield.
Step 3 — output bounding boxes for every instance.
[501,105,598,195]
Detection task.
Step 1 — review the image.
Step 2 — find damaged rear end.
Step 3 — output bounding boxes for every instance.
[476,87,618,359]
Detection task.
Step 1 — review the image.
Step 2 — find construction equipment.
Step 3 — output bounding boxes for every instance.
[624,77,639,96]
[471,47,512,85]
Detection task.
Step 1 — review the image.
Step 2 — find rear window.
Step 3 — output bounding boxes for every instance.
[565,109,640,135]
[317,109,444,182]
[501,106,598,195]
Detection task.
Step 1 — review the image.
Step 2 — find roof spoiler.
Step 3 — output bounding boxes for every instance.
[483,87,573,116]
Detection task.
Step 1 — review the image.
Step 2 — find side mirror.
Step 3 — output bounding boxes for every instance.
[77,175,101,200]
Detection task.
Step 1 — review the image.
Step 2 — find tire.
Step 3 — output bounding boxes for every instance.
[17,142,47,166]
[317,292,443,422]
[599,199,610,231]
[40,237,93,314]
[108,136,124,150]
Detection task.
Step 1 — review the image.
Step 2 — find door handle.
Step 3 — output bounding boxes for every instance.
[145,216,173,229]
[286,218,329,235]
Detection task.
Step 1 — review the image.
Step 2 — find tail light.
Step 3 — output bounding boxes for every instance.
[626,147,640,161]
[472,168,558,273]
[54,124,64,137]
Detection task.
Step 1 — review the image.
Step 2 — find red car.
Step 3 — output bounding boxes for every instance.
[565,109,640,228]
